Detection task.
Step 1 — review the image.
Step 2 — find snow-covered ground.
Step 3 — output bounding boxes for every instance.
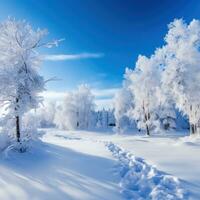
[43,129,200,200]
[0,128,199,199]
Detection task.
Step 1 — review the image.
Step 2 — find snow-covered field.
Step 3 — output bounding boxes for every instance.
[0,128,199,200]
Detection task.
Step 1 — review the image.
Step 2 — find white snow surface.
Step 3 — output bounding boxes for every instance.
[0,129,122,200]
[0,129,199,199]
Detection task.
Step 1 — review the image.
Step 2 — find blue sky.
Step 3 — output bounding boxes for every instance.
[1,0,200,107]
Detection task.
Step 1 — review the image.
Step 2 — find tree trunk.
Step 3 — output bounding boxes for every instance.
[190,123,196,135]
[144,113,150,136]
[16,115,20,142]
[146,123,150,136]
[15,97,20,142]
[142,101,150,136]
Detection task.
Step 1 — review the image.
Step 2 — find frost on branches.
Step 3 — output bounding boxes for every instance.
[0,18,58,146]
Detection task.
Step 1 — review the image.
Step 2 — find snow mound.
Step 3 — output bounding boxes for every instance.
[176,134,200,147]
[106,142,188,200]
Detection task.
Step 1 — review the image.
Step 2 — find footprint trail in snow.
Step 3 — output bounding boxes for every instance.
[105,142,188,200]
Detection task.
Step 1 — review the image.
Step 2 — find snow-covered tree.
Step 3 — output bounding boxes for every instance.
[0,18,59,143]
[54,92,77,130]
[162,19,200,134]
[54,84,95,130]
[74,84,95,129]
[101,108,109,128]
[115,19,200,135]
[114,86,134,133]
[96,111,103,128]
[125,55,162,135]
[153,47,177,131]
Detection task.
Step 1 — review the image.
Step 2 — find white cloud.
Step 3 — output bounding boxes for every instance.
[41,87,119,109]
[43,52,104,61]
[92,88,119,99]
[41,91,66,101]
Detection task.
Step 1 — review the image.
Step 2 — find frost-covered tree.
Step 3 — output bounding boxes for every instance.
[101,109,109,128]
[0,18,59,143]
[96,111,103,128]
[54,84,95,130]
[115,18,200,135]
[114,86,134,133]
[162,19,200,134]
[74,84,95,129]
[153,47,177,131]
[54,92,77,130]
[126,55,162,135]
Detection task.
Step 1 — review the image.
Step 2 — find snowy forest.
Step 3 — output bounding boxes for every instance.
[0,2,200,200]
[13,18,199,142]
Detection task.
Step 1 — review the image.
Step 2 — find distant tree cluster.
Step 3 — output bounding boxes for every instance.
[37,84,115,131]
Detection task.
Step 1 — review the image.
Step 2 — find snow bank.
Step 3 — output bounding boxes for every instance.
[106,142,188,200]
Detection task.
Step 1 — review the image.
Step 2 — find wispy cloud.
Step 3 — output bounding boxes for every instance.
[43,52,104,61]
[42,91,66,100]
